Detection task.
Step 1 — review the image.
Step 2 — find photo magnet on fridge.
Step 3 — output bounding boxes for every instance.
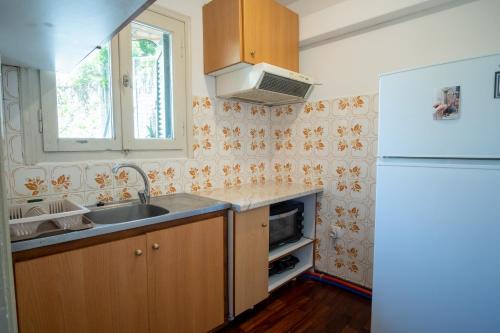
[433,86,460,120]
[495,71,500,99]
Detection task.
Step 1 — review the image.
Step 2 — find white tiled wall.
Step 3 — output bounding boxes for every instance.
[269,96,378,288]
[1,65,378,288]
[1,66,272,206]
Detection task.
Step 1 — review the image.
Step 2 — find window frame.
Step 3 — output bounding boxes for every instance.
[39,7,189,153]
[119,10,187,150]
[40,38,122,152]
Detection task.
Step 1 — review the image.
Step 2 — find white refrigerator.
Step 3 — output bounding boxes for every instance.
[372,54,500,333]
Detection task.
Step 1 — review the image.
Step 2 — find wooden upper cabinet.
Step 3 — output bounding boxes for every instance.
[15,235,148,333]
[242,0,299,70]
[203,0,243,75]
[203,0,299,75]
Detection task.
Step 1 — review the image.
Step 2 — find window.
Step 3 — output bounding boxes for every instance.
[40,39,122,151]
[56,43,113,139]
[131,22,172,140]
[40,8,188,152]
[120,10,187,150]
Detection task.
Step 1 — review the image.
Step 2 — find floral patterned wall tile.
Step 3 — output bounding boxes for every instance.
[11,166,49,197]
[140,161,163,185]
[7,134,23,166]
[2,66,24,181]
[85,190,114,205]
[50,165,84,194]
[271,93,378,288]
[85,164,113,191]
[114,186,140,202]
[248,104,269,123]
[162,160,182,181]
[1,65,378,288]
[218,160,245,188]
[192,118,217,159]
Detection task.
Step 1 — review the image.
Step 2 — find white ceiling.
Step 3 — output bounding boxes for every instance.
[277,0,300,5]
[278,0,350,16]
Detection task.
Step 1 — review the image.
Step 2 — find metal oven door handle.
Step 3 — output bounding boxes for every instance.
[269,208,299,221]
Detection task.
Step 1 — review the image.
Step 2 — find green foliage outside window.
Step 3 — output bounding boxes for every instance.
[56,45,112,139]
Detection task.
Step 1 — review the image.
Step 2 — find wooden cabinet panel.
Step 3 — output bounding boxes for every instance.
[203,0,299,74]
[15,235,148,333]
[203,0,243,74]
[147,217,225,333]
[242,0,299,72]
[234,206,269,315]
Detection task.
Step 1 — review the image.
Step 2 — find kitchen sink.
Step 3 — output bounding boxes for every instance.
[84,202,169,224]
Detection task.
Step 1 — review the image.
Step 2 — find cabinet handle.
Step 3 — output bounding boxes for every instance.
[134,249,143,256]
[261,223,268,228]
[152,243,160,250]
[250,51,256,58]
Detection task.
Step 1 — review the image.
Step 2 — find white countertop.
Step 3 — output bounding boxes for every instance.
[195,182,323,212]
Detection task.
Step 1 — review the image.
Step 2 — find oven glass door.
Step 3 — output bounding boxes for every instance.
[269,208,299,248]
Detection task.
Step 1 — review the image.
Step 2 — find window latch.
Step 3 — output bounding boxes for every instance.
[122,74,130,88]
[38,109,43,133]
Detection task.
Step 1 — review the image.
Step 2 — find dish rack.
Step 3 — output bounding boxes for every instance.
[9,199,92,241]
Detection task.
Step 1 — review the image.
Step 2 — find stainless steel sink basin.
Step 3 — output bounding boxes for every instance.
[85,203,169,224]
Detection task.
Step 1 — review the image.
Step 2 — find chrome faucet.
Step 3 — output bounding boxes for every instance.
[112,163,151,205]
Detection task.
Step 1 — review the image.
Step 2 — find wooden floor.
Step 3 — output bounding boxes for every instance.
[219,279,372,333]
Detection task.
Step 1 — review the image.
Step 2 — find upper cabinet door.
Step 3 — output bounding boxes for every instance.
[242,0,299,72]
[203,0,243,74]
[15,235,149,333]
[202,0,299,75]
[0,0,155,71]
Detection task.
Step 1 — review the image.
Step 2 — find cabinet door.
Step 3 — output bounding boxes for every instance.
[242,0,299,71]
[147,217,225,333]
[234,206,269,315]
[203,0,243,74]
[15,236,148,333]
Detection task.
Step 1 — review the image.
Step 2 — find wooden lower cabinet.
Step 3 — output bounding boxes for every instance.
[147,216,225,333]
[15,235,149,333]
[233,206,269,315]
[14,215,226,333]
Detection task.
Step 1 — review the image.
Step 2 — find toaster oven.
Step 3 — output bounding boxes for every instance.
[269,201,304,249]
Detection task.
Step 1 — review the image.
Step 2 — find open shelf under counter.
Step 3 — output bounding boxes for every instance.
[268,261,313,293]
[268,237,314,263]
[268,243,314,292]
[221,189,321,319]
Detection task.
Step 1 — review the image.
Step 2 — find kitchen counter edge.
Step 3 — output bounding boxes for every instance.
[195,184,323,212]
[11,193,231,253]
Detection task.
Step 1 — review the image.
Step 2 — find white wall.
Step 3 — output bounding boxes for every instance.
[155,0,215,97]
[301,0,500,99]
[293,0,468,47]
